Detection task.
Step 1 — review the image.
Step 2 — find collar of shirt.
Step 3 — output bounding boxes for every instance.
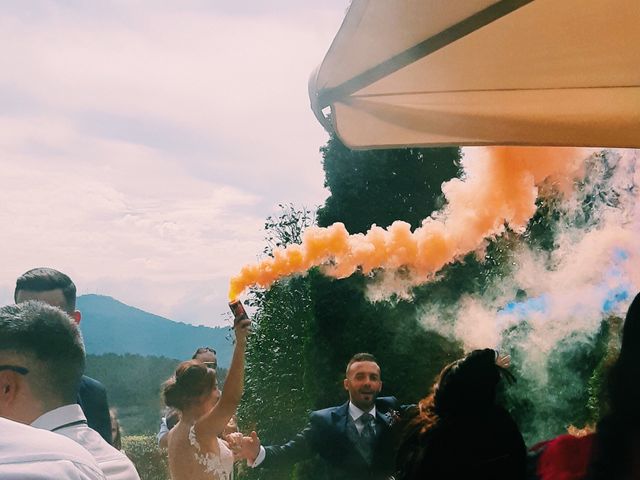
[31,404,141,480]
[348,402,376,423]
[32,404,87,431]
[0,417,105,480]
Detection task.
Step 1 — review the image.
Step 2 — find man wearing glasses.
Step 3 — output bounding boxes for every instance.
[192,346,219,370]
[0,301,140,479]
[156,346,218,449]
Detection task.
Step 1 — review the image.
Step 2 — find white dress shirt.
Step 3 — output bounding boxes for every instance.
[157,416,169,446]
[32,404,141,480]
[0,416,106,480]
[250,402,378,467]
[348,403,377,435]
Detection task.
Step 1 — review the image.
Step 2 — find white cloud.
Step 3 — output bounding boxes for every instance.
[0,1,347,324]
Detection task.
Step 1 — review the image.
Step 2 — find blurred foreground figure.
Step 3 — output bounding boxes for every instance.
[395,348,526,480]
[536,292,640,480]
[14,267,112,444]
[110,408,123,451]
[0,301,140,480]
[589,291,640,479]
[0,416,106,479]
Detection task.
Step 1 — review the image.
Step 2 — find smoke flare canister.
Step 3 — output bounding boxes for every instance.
[229,300,249,325]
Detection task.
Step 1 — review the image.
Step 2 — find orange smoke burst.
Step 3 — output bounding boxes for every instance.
[229,146,587,300]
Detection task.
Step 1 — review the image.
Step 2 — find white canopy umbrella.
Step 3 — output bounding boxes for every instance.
[309,0,640,149]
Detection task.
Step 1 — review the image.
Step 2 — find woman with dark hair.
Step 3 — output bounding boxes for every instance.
[395,348,526,480]
[162,317,250,480]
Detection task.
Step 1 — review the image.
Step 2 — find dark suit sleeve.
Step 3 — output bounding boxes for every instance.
[78,375,112,445]
[260,413,323,469]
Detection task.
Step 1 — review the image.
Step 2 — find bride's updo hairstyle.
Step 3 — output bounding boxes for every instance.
[162,359,216,411]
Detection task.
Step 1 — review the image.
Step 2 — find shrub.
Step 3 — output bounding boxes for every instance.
[122,435,169,480]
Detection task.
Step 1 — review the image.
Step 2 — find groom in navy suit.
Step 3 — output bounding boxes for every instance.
[245,353,407,480]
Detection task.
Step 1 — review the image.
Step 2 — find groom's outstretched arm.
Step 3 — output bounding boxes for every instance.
[246,414,323,469]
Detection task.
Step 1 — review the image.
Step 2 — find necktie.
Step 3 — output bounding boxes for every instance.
[359,412,375,464]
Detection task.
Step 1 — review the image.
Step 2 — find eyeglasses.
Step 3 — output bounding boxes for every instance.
[0,365,29,375]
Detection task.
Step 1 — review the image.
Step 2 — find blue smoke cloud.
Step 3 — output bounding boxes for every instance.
[499,247,632,323]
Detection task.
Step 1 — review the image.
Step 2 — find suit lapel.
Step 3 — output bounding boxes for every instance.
[331,401,350,436]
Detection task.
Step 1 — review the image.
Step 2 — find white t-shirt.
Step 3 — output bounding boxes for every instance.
[32,404,140,480]
[0,416,106,480]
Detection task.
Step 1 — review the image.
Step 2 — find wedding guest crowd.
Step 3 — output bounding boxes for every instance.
[1,265,638,480]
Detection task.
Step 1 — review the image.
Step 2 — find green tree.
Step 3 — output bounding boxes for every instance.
[309,136,464,409]
[237,138,464,480]
[86,354,179,435]
[318,135,460,233]
[238,205,317,480]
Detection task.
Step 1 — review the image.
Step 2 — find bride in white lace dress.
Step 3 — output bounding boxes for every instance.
[162,316,250,480]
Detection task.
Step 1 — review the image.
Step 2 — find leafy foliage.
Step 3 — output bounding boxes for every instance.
[318,135,460,233]
[239,205,317,480]
[262,203,316,256]
[309,136,464,407]
[237,141,463,480]
[122,435,169,480]
[239,277,315,480]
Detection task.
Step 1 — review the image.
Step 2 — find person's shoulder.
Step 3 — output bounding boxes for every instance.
[488,405,522,429]
[80,375,107,393]
[376,396,402,410]
[78,376,108,406]
[0,418,105,479]
[74,426,139,477]
[312,402,349,419]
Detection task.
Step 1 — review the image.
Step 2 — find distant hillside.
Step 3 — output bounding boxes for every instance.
[77,294,233,367]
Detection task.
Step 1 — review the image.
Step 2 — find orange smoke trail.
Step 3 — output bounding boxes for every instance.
[229,147,587,300]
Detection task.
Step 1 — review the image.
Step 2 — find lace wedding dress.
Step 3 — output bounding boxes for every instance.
[188,425,234,480]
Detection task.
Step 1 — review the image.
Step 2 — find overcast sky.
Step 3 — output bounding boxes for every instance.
[0,1,349,326]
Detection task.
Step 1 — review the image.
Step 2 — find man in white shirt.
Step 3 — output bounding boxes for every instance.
[0,416,106,480]
[0,301,140,480]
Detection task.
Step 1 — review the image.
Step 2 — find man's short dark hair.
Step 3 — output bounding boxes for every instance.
[192,347,217,359]
[14,268,77,312]
[345,352,378,376]
[0,301,85,404]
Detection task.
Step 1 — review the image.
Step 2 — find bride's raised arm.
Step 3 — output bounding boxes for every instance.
[196,315,251,440]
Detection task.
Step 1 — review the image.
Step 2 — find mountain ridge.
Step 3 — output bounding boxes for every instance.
[77,294,233,367]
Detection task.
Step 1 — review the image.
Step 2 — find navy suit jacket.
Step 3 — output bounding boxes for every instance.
[262,396,405,480]
[77,375,112,445]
